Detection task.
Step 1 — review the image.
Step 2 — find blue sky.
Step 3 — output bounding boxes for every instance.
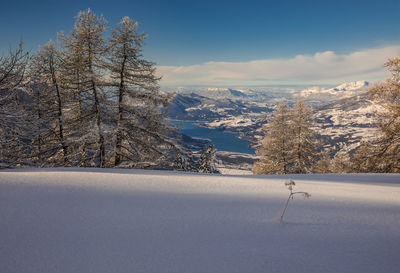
[2,0,400,86]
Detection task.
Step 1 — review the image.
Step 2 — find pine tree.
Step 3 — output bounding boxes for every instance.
[173,153,188,171]
[253,103,292,174]
[107,16,177,168]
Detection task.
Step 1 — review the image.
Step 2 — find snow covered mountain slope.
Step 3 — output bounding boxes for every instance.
[1,169,399,273]
[314,92,384,153]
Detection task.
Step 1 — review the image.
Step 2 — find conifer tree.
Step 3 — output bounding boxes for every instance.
[58,31,87,166]
[353,57,400,172]
[0,42,30,166]
[290,100,318,173]
[313,148,332,173]
[59,9,108,167]
[253,103,292,174]
[197,144,217,173]
[30,41,68,164]
[107,16,177,167]
[253,101,318,174]
[330,149,352,173]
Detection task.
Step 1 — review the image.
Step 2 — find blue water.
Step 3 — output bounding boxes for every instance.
[171,120,255,154]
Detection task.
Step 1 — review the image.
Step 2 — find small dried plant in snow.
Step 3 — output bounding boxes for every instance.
[280,179,311,222]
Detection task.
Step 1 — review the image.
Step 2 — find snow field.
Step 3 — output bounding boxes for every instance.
[0,169,399,273]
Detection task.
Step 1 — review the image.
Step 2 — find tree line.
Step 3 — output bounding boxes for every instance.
[253,58,400,174]
[1,9,398,173]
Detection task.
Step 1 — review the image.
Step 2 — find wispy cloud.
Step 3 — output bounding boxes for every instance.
[157,45,400,86]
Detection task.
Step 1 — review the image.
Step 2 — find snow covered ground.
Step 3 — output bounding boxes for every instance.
[1,168,399,273]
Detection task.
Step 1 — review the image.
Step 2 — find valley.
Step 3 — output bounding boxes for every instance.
[167,81,379,171]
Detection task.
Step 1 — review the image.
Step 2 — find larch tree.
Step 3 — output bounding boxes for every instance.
[330,149,352,173]
[29,41,68,165]
[58,31,87,166]
[107,16,177,168]
[290,100,318,173]
[0,42,30,166]
[253,101,319,174]
[59,9,108,167]
[253,103,292,174]
[313,148,332,173]
[353,57,400,172]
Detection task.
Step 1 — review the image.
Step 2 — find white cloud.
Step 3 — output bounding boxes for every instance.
[156,45,400,86]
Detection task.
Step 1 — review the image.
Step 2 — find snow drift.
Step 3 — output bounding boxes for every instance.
[0,169,399,273]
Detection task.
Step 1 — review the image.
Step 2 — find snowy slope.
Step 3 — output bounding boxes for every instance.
[1,169,400,273]
[314,92,384,153]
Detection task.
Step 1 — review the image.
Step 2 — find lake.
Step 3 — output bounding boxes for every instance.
[171,120,256,154]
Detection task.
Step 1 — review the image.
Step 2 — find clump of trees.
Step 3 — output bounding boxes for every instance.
[253,100,319,174]
[254,57,400,174]
[0,9,179,169]
[173,144,218,173]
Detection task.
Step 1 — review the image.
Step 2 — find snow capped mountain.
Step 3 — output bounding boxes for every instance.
[207,87,230,92]
[296,81,369,100]
[332,81,369,91]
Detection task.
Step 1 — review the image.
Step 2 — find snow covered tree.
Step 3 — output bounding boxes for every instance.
[290,100,318,173]
[58,9,108,167]
[0,42,28,92]
[173,153,187,171]
[106,16,177,168]
[0,42,30,167]
[29,41,68,165]
[186,151,199,172]
[353,58,400,172]
[253,103,292,174]
[253,101,318,174]
[197,144,217,173]
[58,31,88,166]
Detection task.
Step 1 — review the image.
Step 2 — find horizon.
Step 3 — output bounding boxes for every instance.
[2,0,400,86]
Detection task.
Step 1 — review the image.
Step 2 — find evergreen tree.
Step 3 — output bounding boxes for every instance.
[197,144,217,173]
[173,153,188,171]
[186,151,199,172]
